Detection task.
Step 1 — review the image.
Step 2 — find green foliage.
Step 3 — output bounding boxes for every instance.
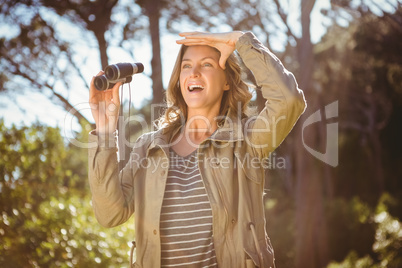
[372,194,402,267]
[327,251,376,268]
[0,120,135,267]
[327,194,402,268]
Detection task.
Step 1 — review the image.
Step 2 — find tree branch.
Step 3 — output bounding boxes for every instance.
[3,53,91,127]
[272,0,299,42]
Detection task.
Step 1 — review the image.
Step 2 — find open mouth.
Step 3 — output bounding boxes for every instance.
[188,84,205,92]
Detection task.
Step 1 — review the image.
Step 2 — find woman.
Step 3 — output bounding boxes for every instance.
[88,31,306,268]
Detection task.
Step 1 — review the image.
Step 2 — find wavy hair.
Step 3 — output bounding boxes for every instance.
[157,45,253,134]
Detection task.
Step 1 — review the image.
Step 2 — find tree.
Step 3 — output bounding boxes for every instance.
[0,0,165,165]
[0,2,90,125]
[0,120,136,267]
[313,2,402,265]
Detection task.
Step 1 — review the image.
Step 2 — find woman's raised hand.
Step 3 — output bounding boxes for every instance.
[176,31,244,69]
[89,71,121,135]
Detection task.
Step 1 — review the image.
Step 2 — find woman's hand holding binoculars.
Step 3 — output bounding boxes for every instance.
[89,62,144,135]
[89,71,121,135]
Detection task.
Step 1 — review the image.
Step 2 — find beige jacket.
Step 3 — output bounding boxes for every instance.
[88,32,306,268]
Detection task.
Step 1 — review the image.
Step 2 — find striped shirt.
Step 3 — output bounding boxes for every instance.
[160,149,218,268]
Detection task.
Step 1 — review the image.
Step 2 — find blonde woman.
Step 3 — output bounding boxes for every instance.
[88,31,306,268]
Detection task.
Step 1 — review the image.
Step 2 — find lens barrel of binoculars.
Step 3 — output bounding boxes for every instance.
[105,62,144,81]
[94,75,133,91]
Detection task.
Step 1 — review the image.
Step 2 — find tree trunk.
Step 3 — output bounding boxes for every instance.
[95,31,109,69]
[145,0,164,118]
[294,0,329,267]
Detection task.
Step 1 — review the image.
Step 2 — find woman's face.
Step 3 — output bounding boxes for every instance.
[179,45,229,115]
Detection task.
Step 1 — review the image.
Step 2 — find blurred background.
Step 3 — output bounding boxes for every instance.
[1,0,401,267]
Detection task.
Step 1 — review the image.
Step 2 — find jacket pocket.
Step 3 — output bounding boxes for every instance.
[244,239,275,268]
[244,248,259,268]
[246,258,257,268]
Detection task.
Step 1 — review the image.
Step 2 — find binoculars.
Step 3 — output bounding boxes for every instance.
[94,62,144,91]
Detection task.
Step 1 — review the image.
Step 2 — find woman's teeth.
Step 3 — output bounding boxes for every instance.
[188,85,204,92]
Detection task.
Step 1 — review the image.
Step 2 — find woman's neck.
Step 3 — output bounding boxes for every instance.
[184,113,218,144]
[170,112,219,157]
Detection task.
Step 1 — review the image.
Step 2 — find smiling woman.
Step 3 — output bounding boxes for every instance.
[180,46,230,123]
[161,38,252,139]
[87,31,306,268]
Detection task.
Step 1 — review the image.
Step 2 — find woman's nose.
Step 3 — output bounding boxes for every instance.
[190,66,200,77]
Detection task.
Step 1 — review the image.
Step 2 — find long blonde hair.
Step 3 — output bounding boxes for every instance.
[158,45,252,134]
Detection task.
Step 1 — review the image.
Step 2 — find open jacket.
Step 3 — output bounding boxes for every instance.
[88,32,306,268]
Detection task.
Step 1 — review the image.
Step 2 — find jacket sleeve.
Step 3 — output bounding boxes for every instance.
[87,132,145,228]
[236,32,306,158]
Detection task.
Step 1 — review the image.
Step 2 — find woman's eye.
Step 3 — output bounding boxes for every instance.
[182,64,191,69]
[203,63,212,67]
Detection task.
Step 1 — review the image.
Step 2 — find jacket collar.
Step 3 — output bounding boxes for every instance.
[210,114,244,142]
[147,113,245,151]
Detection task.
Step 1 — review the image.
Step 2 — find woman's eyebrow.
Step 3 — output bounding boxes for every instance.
[182,56,216,62]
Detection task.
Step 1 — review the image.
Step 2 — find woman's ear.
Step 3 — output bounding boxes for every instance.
[224,81,230,91]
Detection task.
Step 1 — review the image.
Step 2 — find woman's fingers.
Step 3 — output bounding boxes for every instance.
[177,39,234,70]
[111,82,121,107]
[88,71,123,134]
[219,55,229,70]
[177,34,219,46]
[89,71,104,101]
[177,32,217,44]
[178,31,205,37]
[176,39,209,46]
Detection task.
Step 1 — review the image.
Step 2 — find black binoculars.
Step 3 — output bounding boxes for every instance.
[94,62,144,91]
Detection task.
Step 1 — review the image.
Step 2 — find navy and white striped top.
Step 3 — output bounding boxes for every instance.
[160,149,218,268]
